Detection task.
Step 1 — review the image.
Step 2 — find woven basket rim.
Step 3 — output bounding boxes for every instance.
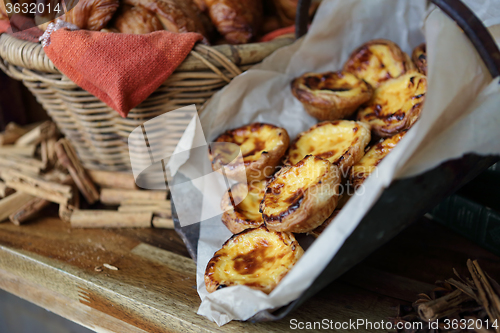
[0,32,295,74]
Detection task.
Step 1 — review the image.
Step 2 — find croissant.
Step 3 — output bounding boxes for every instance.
[204,0,262,44]
[272,0,318,27]
[113,5,163,34]
[124,0,209,39]
[61,0,119,30]
[0,0,8,20]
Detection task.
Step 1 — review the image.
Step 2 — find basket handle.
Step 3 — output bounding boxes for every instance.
[295,0,500,78]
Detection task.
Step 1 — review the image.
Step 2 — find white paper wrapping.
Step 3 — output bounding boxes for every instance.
[167,0,500,326]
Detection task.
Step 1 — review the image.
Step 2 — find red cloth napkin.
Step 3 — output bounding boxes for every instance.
[42,29,203,117]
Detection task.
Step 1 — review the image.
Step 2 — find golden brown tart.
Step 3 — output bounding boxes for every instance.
[205,226,303,294]
[209,123,290,182]
[309,191,351,238]
[344,39,415,88]
[291,71,373,121]
[260,155,341,233]
[221,180,266,234]
[412,43,427,75]
[60,0,119,30]
[350,130,407,189]
[113,5,163,34]
[124,0,209,38]
[204,0,262,44]
[357,72,426,137]
[285,120,371,174]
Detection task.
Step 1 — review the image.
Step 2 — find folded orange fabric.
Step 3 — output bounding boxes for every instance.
[41,29,203,117]
[259,25,296,42]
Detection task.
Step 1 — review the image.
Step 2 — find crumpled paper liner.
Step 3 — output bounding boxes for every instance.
[167,0,500,326]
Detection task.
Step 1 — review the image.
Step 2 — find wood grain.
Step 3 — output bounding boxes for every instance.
[0,216,497,332]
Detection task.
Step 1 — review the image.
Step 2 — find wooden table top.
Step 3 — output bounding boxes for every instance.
[0,213,498,333]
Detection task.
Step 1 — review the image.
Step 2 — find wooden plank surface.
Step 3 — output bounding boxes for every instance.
[0,215,498,332]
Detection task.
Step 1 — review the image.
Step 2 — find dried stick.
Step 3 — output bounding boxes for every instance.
[0,192,36,221]
[15,121,51,147]
[3,170,72,205]
[152,217,174,229]
[9,197,51,225]
[0,145,36,157]
[55,139,99,204]
[86,169,137,190]
[0,181,14,198]
[100,188,167,205]
[468,260,500,333]
[0,123,28,145]
[418,289,472,321]
[70,210,152,228]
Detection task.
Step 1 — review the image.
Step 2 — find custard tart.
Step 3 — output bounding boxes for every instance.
[350,130,407,189]
[221,180,266,234]
[260,155,341,233]
[291,71,373,121]
[344,39,415,88]
[357,72,426,137]
[209,123,290,182]
[284,120,371,174]
[412,43,427,75]
[205,226,303,294]
[309,192,352,238]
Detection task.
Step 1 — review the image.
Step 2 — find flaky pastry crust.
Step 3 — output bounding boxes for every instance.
[291,71,373,121]
[357,72,426,137]
[205,0,262,44]
[205,226,303,294]
[209,123,290,182]
[412,43,427,75]
[221,180,266,234]
[350,130,407,189]
[284,120,371,175]
[113,5,163,34]
[260,155,341,233]
[344,39,415,88]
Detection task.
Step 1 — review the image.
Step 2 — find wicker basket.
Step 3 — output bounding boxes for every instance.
[0,33,293,171]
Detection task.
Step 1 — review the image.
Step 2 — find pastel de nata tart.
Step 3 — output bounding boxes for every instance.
[291,71,373,121]
[412,43,427,75]
[309,192,352,238]
[209,123,290,182]
[205,226,303,294]
[284,120,371,174]
[350,130,407,189]
[260,155,341,233]
[357,72,426,137]
[344,39,415,88]
[221,180,266,234]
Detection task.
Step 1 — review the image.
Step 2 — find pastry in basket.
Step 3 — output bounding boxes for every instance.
[350,130,407,189]
[204,0,263,44]
[221,180,266,234]
[112,5,163,34]
[209,123,290,182]
[412,43,427,75]
[55,0,120,31]
[272,0,319,27]
[205,226,303,294]
[344,39,415,88]
[357,72,427,137]
[284,120,371,174]
[260,155,341,233]
[291,71,373,121]
[0,0,8,20]
[124,0,210,38]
